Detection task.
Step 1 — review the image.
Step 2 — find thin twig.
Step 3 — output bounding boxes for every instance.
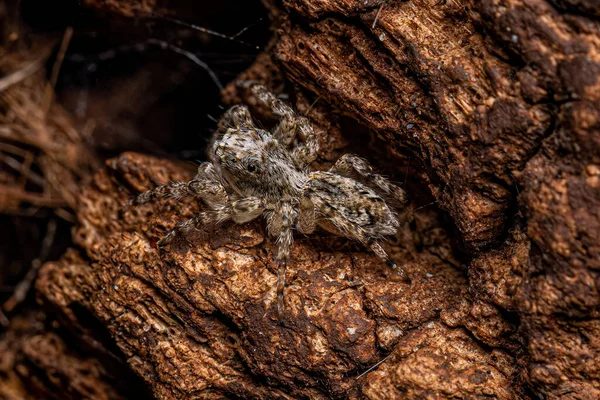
[0,183,67,208]
[146,39,224,91]
[53,207,76,223]
[0,153,46,187]
[0,57,44,92]
[0,310,8,327]
[372,0,388,29]
[357,352,393,379]
[17,150,35,189]
[400,199,439,222]
[159,15,260,49]
[0,126,49,152]
[304,96,321,117]
[2,218,57,317]
[43,26,73,118]
[231,17,264,39]
[412,200,439,213]
[0,141,30,157]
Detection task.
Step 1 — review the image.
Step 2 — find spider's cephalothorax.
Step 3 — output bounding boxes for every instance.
[132,83,411,318]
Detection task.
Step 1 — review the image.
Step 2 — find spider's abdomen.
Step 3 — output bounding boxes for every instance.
[304,171,400,239]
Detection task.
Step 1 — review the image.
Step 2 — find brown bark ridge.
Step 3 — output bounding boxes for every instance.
[81,0,158,18]
[12,0,598,398]
[0,310,149,399]
[271,0,600,397]
[36,151,525,398]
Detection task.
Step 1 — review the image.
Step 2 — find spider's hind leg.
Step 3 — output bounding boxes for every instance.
[330,154,423,253]
[304,172,411,282]
[330,154,408,207]
[369,240,410,282]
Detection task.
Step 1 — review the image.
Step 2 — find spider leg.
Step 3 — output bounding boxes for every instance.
[130,181,191,205]
[326,216,409,282]
[297,196,316,235]
[131,162,221,206]
[158,196,265,246]
[330,155,421,247]
[230,197,265,223]
[249,84,319,167]
[265,202,296,322]
[304,173,410,282]
[188,178,229,210]
[276,261,287,323]
[330,154,408,207]
[210,105,258,163]
[368,240,410,282]
[158,210,227,246]
[216,104,255,133]
[193,162,221,181]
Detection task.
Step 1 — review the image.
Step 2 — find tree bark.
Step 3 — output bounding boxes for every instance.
[1,0,598,399]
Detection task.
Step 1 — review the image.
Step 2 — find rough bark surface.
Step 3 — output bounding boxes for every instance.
[34,152,524,398]
[0,311,147,400]
[271,0,600,397]
[0,0,597,398]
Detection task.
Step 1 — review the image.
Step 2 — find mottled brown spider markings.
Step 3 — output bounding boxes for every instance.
[131,83,411,319]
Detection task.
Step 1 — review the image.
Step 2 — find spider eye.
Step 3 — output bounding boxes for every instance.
[244,157,260,174]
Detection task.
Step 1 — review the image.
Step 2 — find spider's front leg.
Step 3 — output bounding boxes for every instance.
[130,162,222,206]
[158,209,228,246]
[158,196,265,247]
[247,83,319,167]
[367,240,410,282]
[209,104,257,161]
[129,181,192,206]
[216,104,255,133]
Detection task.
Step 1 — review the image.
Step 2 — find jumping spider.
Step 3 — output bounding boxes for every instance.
[131,83,411,318]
